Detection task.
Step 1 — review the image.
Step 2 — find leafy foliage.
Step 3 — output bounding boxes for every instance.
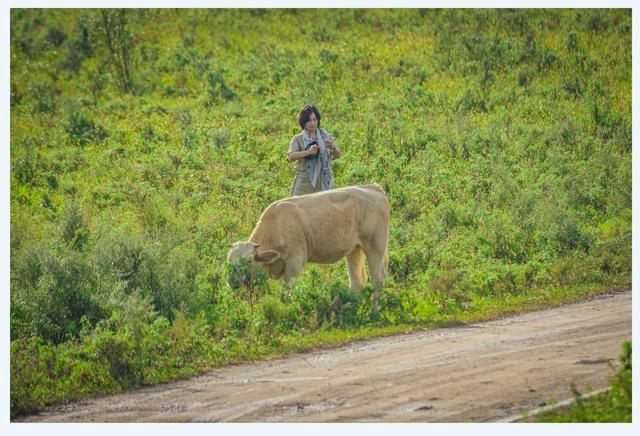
[10,9,631,417]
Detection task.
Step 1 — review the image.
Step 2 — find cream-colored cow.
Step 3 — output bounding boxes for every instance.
[227,184,390,292]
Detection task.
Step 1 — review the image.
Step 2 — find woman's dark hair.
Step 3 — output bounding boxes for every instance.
[297,105,321,130]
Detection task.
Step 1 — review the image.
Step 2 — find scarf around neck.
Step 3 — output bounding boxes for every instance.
[302,127,333,190]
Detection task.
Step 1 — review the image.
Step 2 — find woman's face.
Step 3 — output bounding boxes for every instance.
[305,112,318,133]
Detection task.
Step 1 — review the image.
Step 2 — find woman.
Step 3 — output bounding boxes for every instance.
[287,105,341,196]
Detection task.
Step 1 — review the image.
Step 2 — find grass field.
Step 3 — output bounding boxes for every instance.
[9,9,631,418]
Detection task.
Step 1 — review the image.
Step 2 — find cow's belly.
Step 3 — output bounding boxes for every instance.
[306,242,355,264]
[304,221,361,264]
[308,250,349,264]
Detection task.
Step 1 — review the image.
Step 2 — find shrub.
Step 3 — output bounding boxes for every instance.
[332,283,363,327]
[208,286,251,337]
[548,255,603,288]
[11,338,63,416]
[60,199,89,250]
[517,68,532,88]
[86,64,108,101]
[204,70,236,106]
[556,217,591,255]
[29,80,56,113]
[587,13,609,32]
[12,246,105,344]
[290,276,378,329]
[537,46,558,70]
[91,227,155,297]
[290,276,335,329]
[258,295,286,337]
[60,33,90,73]
[457,88,487,112]
[64,110,107,146]
[12,139,39,185]
[10,293,221,417]
[226,257,268,309]
[208,128,230,149]
[428,269,471,309]
[411,293,439,322]
[45,26,66,47]
[609,341,632,418]
[167,310,212,370]
[566,32,579,51]
[153,246,201,320]
[562,74,585,97]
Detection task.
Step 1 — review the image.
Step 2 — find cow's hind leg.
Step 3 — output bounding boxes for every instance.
[346,246,367,292]
[367,249,387,291]
[363,240,388,311]
[363,232,388,291]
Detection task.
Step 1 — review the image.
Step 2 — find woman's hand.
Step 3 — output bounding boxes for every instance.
[307,144,319,156]
[326,138,341,158]
[325,138,336,152]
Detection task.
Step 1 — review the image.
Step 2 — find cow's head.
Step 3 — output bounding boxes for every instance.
[226,242,281,288]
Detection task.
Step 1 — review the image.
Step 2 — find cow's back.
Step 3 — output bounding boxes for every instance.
[280,185,388,227]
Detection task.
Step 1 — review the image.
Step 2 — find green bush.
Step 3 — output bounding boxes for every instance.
[208,286,251,337]
[60,19,93,74]
[60,199,89,250]
[64,110,107,146]
[257,295,286,337]
[91,227,155,296]
[29,80,56,113]
[11,245,106,344]
[204,70,236,106]
[12,139,40,185]
[10,293,223,417]
[45,25,66,47]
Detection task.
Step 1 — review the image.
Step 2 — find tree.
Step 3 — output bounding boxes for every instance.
[96,9,135,93]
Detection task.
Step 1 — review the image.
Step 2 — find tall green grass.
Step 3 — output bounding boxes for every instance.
[10,9,631,417]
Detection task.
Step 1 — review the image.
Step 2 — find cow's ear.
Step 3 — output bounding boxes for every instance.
[254,249,280,265]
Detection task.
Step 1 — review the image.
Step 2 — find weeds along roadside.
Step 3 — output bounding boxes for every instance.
[526,341,632,423]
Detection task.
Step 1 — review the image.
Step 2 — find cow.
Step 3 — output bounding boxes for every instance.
[227,184,390,294]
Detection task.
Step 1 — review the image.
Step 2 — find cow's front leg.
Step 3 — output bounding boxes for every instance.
[283,257,305,289]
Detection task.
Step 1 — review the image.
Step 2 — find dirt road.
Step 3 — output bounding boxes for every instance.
[18,289,631,423]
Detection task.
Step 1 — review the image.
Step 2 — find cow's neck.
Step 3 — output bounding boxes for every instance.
[248,224,271,249]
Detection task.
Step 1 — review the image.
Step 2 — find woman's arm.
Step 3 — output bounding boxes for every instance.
[287,147,317,162]
[326,138,341,159]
